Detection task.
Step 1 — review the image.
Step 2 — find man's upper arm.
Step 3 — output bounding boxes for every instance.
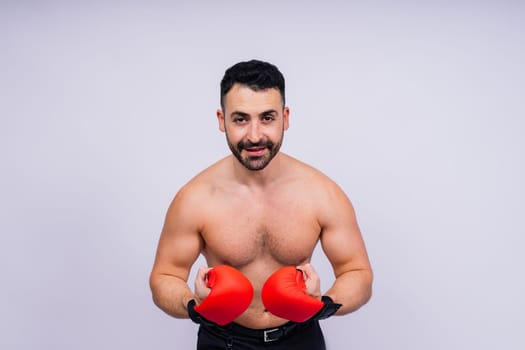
[319,181,371,277]
[151,185,204,282]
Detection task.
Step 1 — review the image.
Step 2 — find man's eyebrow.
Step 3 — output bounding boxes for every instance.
[259,109,278,116]
[230,111,250,118]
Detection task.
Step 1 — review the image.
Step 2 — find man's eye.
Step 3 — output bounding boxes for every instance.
[234,118,246,123]
[262,115,275,122]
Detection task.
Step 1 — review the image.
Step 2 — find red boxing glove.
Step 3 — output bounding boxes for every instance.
[191,265,254,326]
[261,266,324,322]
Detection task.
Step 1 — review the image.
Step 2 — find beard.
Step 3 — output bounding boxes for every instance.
[226,134,283,171]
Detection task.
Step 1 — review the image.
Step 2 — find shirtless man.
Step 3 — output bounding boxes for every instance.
[149,60,373,349]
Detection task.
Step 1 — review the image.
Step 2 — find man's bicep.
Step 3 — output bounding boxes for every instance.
[319,187,371,277]
[152,191,204,282]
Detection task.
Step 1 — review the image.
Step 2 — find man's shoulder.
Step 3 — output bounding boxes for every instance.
[281,154,350,202]
[190,157,229,182]
[282,154,336,185]
[174,157,230,200]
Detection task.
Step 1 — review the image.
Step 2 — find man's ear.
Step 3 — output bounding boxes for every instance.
[283,107,290,131]
[217,109,225,132]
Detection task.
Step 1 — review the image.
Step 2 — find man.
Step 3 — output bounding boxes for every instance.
[150,60,372,349]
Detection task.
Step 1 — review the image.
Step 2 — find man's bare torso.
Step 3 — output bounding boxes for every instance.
[184,153,331,328]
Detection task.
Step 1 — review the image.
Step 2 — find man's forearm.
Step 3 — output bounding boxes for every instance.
[325,269,373,315]
[150,274,196,319]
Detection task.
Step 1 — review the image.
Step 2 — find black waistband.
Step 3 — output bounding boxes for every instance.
[203,321,305,343]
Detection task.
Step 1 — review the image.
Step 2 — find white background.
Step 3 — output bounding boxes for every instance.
[2,1,524,349]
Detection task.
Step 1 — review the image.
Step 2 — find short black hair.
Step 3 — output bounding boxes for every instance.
[220,59,285,109]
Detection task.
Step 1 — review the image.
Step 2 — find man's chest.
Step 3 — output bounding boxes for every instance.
[200,199,322,267]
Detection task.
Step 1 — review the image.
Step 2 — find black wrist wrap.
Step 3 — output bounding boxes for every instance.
[311,296,342,321]
[187,299,217,326]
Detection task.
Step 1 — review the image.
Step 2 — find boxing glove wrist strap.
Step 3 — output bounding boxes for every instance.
[187,299,216,326]
[312,296,342,321]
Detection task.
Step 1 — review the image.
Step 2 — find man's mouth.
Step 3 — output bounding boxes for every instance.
[244,146,267,157]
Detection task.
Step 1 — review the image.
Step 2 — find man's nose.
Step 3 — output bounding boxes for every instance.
[247,121,262,143]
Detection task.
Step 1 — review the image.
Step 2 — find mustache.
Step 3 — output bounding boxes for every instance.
[237,140,274,150]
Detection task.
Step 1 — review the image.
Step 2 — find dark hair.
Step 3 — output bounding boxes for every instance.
[220,59,285,109]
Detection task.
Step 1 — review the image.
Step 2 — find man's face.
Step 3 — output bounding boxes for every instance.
[217,84,289,171]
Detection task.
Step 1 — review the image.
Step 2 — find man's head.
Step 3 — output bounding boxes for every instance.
[218,60,289,171]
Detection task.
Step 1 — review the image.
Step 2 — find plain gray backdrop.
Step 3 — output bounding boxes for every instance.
[2,1,524,349]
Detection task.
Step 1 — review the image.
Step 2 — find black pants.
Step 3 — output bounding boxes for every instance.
[197,320,326,350]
